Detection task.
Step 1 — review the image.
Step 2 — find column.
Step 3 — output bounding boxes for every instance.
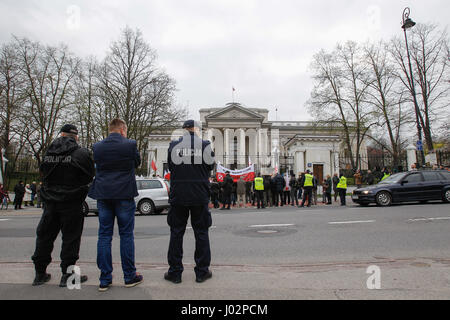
[294,151,305,175]
[406,145,417,170]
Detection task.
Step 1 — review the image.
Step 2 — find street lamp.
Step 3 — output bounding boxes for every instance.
[401,7,426,166]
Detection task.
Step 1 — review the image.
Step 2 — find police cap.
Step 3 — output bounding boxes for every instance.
[182,120,200,129]
[60,124,78,135]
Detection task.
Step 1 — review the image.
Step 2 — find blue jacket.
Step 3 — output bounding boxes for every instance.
[88,133,141,200]
[168,132,215,205]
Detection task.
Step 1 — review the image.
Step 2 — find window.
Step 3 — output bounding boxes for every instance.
[438,171,450,180]
[139,180,163,190]
[405,173,422,183]
[422,171,443,182]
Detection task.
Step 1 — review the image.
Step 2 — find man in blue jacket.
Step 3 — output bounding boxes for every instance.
[88,118,143,292]
[165,120,215,284]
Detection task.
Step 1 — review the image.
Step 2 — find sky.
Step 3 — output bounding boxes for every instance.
[0,0,449,121]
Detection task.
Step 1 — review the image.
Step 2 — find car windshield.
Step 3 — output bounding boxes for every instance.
[378,172,408,184]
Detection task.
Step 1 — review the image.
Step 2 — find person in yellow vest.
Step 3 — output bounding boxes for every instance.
[381,171,391,181]
[299,170,314,208]
[253,174,265,209]
[336,173,347,206]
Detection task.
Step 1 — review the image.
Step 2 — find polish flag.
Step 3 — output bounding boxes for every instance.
[164,169,171,180]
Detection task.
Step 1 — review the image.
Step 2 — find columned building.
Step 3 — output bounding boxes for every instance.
[148,102,368,182]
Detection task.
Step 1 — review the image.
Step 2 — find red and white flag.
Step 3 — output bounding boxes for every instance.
[163,169,171,180]
[151,160,157,172]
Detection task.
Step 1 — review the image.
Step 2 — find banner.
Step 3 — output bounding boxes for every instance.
[216,163,255,182]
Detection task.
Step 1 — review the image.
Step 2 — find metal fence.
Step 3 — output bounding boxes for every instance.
[437,150,450,166]
[339,153,408,173]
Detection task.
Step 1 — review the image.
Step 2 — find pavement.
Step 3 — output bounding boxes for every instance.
[1,200,449,300]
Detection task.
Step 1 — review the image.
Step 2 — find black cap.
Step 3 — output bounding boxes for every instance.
[60,124,78,135]
[182,120,200,129]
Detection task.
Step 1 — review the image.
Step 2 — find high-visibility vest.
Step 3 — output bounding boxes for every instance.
[337,176,347,189]
[304,174,314,187]
[254,177,264,191]
[381,173,390,181]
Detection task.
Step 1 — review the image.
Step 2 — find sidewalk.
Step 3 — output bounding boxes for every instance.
[1,257,450,300]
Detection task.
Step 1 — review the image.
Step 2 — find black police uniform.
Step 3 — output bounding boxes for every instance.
[32,127,95,277]
[166,123,215,281]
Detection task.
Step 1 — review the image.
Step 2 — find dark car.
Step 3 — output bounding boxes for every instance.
[352,170,450,206]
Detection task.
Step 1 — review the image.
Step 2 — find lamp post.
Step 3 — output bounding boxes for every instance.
[401,7,426,166]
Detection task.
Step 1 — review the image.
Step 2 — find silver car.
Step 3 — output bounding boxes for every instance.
[82,177,170,216]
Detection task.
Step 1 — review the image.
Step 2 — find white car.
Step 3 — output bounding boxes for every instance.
[82,177,170,216]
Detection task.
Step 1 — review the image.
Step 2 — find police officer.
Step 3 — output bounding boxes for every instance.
[165,120,215,284]
[253,174,265,209]
[336,173,347,206]
[299,170,314,207]
[31,124,95,287]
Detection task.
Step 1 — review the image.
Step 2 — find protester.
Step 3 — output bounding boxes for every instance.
[24,184,32,206]
[245,179,252,205]
[289,174,299,206]
[283,173,291,205]
[332,173,339,202]
[354,169,363,189]
[89,118,143,292]
[13,181,25,210]
[210,178,220,209]
[30,181,37,206]
[324,175,332,205]
[264,176,272,207]
[165,119,215,284]
[297,172,304,200]
[220,172,233,210]
[312,175,318,205]
[31,124,95,287]
[1,184,10,210]
[365,170,375,185]
[36,182,43,209]
[236,176,246,208]
[273,173,285,206]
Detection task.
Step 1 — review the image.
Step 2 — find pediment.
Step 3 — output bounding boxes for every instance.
[205,103,264,121]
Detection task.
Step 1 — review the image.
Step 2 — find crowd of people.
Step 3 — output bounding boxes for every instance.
[208,170,350,209]
[0,181,43,210]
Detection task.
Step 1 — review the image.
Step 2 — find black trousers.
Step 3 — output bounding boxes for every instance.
[167,205,212,278]
[274,191,284,206]
[222,192,231,208]
[300,187,313,207]
[338,188,347,205]
[31,201,84,274]
[14,195,23,209]
[255,190,265,208]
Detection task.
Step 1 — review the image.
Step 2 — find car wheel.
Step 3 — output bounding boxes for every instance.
[443,189,450,203]
[138,199,155,215]
[82,201,89,217]
[375,191,392,206]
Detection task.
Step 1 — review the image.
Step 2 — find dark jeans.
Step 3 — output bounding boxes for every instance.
[211,193,219,208]
[300,187,313,207]
[290,188,299,206]
[338,188,347,205]
[222,192,231,208]
[97,199,137,285]
[255,190,265,208]
[283,191,291,205]
[167,204,212,278]
[14,195,23,209]
[32,201,84,274]
[274,191,284,206]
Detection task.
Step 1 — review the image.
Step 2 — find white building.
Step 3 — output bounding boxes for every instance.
[148,102,368,182]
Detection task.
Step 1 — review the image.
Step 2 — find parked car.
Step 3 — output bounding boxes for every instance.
[82,177,170,216]
[352,170,450,206]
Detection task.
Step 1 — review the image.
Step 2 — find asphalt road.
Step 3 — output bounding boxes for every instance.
[1,200,450,300]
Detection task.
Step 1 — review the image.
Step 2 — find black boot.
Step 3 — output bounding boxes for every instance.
[32,273,51,286]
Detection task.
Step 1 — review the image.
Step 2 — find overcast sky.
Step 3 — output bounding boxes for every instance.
[1,0,448,121]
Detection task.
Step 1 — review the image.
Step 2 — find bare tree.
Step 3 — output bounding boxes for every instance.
[14,37,80,166]
[389,23,450,152]
[96,26,187,173]
[363,42,414,166]
[307,42,375,170]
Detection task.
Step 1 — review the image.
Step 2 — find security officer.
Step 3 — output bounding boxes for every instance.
[336,173,347,206]
[299,170,314,207]
[165,120,215,284]
[253,174,265,209]
[31,124,95,287]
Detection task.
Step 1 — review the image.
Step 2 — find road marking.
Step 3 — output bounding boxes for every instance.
[186,226,217,229]
[408,217,450,222]
[248,224,294,228]
[0,219,10,222]
[328,220,375,225]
